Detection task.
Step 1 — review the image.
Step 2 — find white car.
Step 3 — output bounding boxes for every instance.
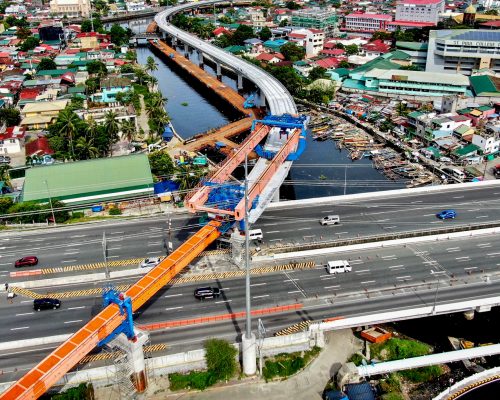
[139,257,162,268]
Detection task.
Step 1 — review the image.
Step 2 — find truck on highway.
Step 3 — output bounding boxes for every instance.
[327,260,352,274]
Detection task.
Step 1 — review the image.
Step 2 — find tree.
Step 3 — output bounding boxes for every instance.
[174,164,206,192]
[230,24,254,45]
[396,101,409,116]
[279,18,289,27]
[134,67,148,85]
[335,43,345,49]
[308,66,327,82]
[52,109,82,159]
[0,165,11,188]
[80,19,93,32]
[280,42,305,61]
[285,1,301,10]
[213,34,231,48]
[120,119,136,142]
[484,9,498,15]
[338,60,350,69]
[36,58,57,71]
[120,63,135,73]
[86,60,107,76]
[85,77,100,94]
[259,26,272,41]
[145,56,158,74]
[75,135,99,159]
[344,44,359,55]
[148,151,175,177]
[109,24,130,46]
[204,339,238,382]
[371,31,393,41]
[0,108,21,126]
[19,36,40,52]
[104,111,120,155]
[16,26,32,40]
[0,197,13,215]
[269,66,303,95]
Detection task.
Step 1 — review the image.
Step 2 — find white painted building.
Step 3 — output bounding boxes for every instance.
[49,0,90,18]
[126,0,146,12]
[472,133,500,154]
[289,28,325,57]
[396,0,445,25]
[0,126,25,154]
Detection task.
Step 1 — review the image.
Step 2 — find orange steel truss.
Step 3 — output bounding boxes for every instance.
[0,221,221,400]
[187,123,271,213]
[234,129,301,220]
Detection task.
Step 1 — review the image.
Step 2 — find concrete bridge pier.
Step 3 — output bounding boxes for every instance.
[216,62,222,78]
[184,43,189,54]
[237,73,244,90]
[259,90,266,107]
[198,50,204,66]
[172,36,178,47]
[464,310,475,320]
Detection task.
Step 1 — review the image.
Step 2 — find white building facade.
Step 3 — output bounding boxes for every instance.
[395,0,445,25]
[49,0,90,17]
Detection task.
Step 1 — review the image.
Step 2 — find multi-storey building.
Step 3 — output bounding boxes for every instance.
[426,29,500,76]
[395,0,445,25]
[291,7,338,37]
[344,13,392,32]
[49,0,90,18]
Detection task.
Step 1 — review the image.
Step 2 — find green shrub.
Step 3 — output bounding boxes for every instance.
[262,349,319,381]
[380,373,401,393]
[400,365,442,382]
[205,338,238,382]
[109,207,122,215]
[381,393,405,400]
[71,212,84,219]
[49,382,93,399]
[348,353,364,366]
[371,338,432,361]
[169,371,213,391]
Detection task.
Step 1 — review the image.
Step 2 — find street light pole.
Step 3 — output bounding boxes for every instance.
[44,180,56,226]
[102,232,110,280]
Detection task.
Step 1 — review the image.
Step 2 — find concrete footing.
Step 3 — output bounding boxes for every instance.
[216,62,222,78]
[237,74,243,90]
[242,333,257,376]
[230,228,245,266]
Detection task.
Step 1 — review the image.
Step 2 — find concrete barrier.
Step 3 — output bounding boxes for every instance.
[0,334,71,351]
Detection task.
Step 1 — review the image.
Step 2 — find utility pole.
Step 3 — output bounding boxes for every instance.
[44,180,56,226]
[242,154,256,376]
[257,318,266,376]
[102,232,110,280]
[167,211,172,255]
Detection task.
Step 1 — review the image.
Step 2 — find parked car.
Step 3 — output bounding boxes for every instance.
[33,298,61,311]
[436,209,457,220]
[493,165,500,179]
[139,257,161,268]
[194,287,221,300]
[15,256,39,268]
[0,155,11,164]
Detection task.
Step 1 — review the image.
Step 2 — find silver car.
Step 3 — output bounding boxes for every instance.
[320,215,340,226]
[139,257,162,268]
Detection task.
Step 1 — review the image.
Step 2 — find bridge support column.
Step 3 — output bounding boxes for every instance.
[230,228,245,266]
[259,90,266,107]
[216,62,222,78]
[198,50,204,66]
[112,329,150,393]
[272,187,279,202]
[184,43,189,54]
[242,332,257,376]
[237,73,244,90]
[172,37,178,47]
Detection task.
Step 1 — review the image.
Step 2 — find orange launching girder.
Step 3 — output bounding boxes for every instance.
[234,129,300,221]
[187,123,271,213]
[0,221,221,400]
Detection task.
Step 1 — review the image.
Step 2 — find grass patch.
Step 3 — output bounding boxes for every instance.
[399,365,442,383]
[263,347,321,381]
[348,353,364,366]
[371,338,432,361]
[169,371,215,391]
[132,84,149,96]
[381,393,405,400]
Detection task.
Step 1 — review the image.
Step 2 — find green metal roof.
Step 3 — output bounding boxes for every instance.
[385,50,411,61]
[452,144,479,157]
[408,111,424,118]
[36,68,77,77]
[332,68,350,77]
[22,154,154,203]
[396,41,428,51]
[351,56,401,74]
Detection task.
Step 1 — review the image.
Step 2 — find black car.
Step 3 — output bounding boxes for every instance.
[33,298,61,311]
[194,287,221,300]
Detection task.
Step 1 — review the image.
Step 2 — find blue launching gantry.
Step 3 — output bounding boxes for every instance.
[244,94,256,109]
[98,286,136,347]
[251,114,308,161]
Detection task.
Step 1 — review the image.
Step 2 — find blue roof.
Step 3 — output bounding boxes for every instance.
[345,382,376,400]
[244,38,262,45]
[154,180,179,194]
[454,31,500,42]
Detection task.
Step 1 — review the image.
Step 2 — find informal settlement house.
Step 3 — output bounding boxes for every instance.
[21,154,154,204]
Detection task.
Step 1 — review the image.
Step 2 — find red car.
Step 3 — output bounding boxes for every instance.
[15,256,39,268]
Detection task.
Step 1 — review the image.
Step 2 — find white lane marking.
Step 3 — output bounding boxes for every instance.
[297,227,311,231]
[375,219,389,223]
[267,231,281,234]
[108,247,122,251]
[423,214,435,217]
[288,290,302,294]
[476,215,488,219]
[396,276,412,280]
[383,226,397,229]
[321,210,336,213]
[446,247,460,251]
[283,279,300,282]
[464,267,478,270]
[447,249,461,253]
[321,277,336,280]
[467,209,480,212]
[148,242,162,246]
[111,231,124,234]
[16,312,34,316]
[381,255,397,259]
[20,300,32,304]
[215,300,232,304]
[107,255,120,259]
[361,280,376,285]
[355,269,370,274]
[165,293,183,298]
[147,251,162,255]
[487,252,500,256]
[64,251,80,255]
[11,326,29,331]
[350,260,364,265]
[0,346,58,357]
[70,235,87,238]
[67,306,86,310]
[411,200,423,204]
[0,274,7,277]
[261,223,278,226]
[453,196,464,199]
[0,263,11,266]
[336,232,348,235]
[250,283,267,287]
[253,295,269,299]
[165,306,183,311]
[324,285,340,289]
[456,256,470,260]
[269,239,282,242]
[64,320,83,324]
[61,259,77,263]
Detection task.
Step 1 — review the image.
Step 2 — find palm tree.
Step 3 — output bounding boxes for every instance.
[175,165,207,194]
[55,109,81,159]
[148,76,158,92]
[145,93,167,117]
[86,117,99,140]
[134,67,148,86]
[76,136,99,159]
[104,111,120,155]
[120,119,137,142]
[0,165,11,187]
[145,56,158,74]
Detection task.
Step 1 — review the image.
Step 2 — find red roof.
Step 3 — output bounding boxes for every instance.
[314,57,339,69]
[363,39,390,53]
[256,53,284,61]
[0,126,26,141]
[397,0,442,4]
[389,20,435,27]
[25,137,54,156]
[289,33,307,39]
[19,88,41,100]
[480,20,500,27]
[322,48,345,56]
[308,28,324,34]
[213,27,230,36]
[346,13,393,20]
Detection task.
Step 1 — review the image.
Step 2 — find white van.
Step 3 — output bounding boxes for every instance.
[443,167,465,181]
[327,260,352,274]
[320,215,340,226]
[248,229,263,241]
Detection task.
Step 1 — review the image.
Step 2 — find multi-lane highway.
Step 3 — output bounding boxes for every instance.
[1,226,500,383]
[1,184,499,279]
